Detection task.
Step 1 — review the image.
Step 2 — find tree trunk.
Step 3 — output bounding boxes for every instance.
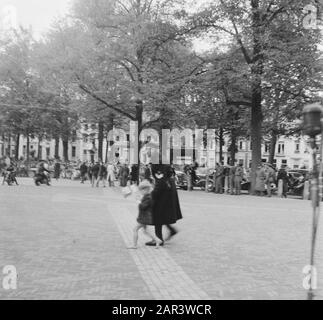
[98,121,104,161]
[105,114,114,163]
[136,100,143,184]
[250,0,264,194]
[250,91,263,194]
[1,134,5,157]
[63,140,69,162]
[55,136,60,159]
[230,133,237,166]
[15,133,20,160]
[37,137,42,161]
[268,130,277,165]
[26,132,30,164]
[8,133,11,157]
[218,127,224,164]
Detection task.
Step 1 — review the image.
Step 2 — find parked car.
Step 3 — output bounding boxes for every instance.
[174,167,214,191]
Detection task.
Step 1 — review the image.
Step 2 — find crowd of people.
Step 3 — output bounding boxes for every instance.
[181,161,307,198]
[1,155,308,199]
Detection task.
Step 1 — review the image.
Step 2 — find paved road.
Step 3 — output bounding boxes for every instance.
[1,178,322,300]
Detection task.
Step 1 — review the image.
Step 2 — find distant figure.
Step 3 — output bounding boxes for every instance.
[54,160,61,180]
[91,162,100,187]
[277,166,289,198]
[130,164,139,185]
[255,164,266,196]
[234,164,244,195]
[214,163,224,194]
[265,164,276,197]
[97,162,107,187]
[119,163,129,187]
[107,163,115,187]
[80,162,88,184]
[229,165,236,195]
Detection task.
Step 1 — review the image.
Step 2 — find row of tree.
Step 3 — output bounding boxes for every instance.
[0,0,322,191]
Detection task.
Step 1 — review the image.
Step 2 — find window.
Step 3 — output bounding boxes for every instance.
[295,142,300,153]
[46,148,50,157]
[264,143,269,153]
[83,150,87,155]
[282,159,287,165]
[72,130,77,142]
[72,146,76,158]
[277,143,285,155]
[239,159,244,166]
[239,141,243,150]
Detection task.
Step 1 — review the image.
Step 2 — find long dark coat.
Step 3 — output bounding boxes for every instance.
[151,177,183,226]
[119,166,129,187]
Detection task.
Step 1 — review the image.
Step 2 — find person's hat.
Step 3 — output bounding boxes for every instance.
[138,180,152,191]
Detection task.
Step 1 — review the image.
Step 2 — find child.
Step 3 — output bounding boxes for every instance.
[128,180,163,249]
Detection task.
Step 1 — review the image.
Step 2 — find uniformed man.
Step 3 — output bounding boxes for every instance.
[214,163,224,194]
[234,163,244,195]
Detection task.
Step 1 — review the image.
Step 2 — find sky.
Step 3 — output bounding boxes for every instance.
[0,0,215,52]
[0,0,71,36]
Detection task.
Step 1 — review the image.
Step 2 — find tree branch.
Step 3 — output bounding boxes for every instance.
[78,83,137,121]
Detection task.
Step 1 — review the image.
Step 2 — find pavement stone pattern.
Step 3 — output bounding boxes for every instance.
[1,178,323,300]
[107,191,210,300]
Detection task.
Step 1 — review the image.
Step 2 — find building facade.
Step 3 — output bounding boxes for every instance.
[0,125,315,169]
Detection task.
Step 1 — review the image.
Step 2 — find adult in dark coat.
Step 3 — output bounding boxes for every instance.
[80,162,88,184]
[54,160,61,180]
[119,164,129,187]
[130,164,139,185]
[277,166,289,198]
[146,164,183,246]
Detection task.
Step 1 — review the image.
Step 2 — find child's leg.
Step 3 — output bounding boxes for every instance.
[128,224,142,249]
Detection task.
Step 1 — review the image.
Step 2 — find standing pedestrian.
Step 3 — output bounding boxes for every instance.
[80,162,88,183]
[255,164,266,196]
[265,164,276,197]
[215,163,224,194]
[119,163,129,187]
[107,163,116,187]
[97,161,107,187]
[234,163,244,195]
[91,161,100,187]
[144,163,153,183]
[130,164,139,185]
[54,159,61,180]
[277,166,289,198]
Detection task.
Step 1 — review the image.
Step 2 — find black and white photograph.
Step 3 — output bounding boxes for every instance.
[1,0,323,304]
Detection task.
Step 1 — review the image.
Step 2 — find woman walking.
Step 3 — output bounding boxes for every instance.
[146,164,182,246]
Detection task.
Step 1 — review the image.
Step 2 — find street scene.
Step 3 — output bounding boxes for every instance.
[1,178,323,300]
[1,0,323,301]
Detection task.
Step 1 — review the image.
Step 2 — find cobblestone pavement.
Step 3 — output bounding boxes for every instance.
[1,178,323,300]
